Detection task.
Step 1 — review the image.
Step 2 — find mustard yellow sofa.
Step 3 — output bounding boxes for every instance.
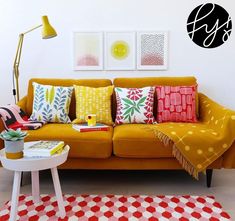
[1,76,235,187]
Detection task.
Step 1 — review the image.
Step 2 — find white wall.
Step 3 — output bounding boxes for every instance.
[0,0,234,108]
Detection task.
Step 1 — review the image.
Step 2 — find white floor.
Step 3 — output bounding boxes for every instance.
[0,168,234,219]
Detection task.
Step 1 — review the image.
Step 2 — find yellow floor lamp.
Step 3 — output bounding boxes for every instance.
[13,15,57,103]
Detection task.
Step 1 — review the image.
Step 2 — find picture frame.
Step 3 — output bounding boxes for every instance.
[74,32,103,70]
[137,31,168,70]
[104,32,136,70]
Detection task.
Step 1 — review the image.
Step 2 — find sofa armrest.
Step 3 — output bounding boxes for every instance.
[0,96,28,149]
[17,96,28,113]
[199,93,235,168]
[222,141,235,168]
[198,93,235,122]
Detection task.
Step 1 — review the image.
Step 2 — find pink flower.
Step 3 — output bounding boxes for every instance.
[127,89,143,101]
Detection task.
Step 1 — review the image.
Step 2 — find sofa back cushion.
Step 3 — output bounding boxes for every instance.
[113,76,197,87]
[26,78,112,120]
[113,76,198,120]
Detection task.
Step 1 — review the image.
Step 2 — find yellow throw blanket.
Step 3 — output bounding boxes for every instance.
[146,93,235,179]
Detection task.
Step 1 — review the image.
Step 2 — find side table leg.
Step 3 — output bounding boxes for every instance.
[10,171,22,221]
[51,167,66,218]
[31,171,40,203]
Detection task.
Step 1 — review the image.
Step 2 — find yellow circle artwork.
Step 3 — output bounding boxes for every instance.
[111,41,129,60]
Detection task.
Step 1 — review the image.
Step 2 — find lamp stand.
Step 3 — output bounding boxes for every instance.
[12,25,42,103]
[13,34,24,103]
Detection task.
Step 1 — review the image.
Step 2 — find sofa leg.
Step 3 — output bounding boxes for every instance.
[206,169,213,188]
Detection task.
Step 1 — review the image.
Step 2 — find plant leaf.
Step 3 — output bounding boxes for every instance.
[49,86,55,104]
[123,108,132,116]
[122,98,134,106]
[137,96,146,105]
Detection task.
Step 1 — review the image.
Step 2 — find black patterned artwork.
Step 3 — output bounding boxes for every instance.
[141,34,164,66]
[187,3,232,48]
[137,32,168,70]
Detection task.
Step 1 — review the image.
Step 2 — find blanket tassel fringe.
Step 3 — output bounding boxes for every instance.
[154,130,199,180]
[172,144,199,180]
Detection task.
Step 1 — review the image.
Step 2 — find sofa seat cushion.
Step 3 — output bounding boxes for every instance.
[25,124,113,159]
[113,124,173,158]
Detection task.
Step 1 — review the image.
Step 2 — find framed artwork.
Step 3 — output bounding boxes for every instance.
[74,32,103,70]
[137,31,168,70]
[105,32,136,70]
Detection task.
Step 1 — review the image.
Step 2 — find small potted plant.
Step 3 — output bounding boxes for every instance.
[0,129,27,159]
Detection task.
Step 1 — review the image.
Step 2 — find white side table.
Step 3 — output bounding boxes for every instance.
[0,142,70,221]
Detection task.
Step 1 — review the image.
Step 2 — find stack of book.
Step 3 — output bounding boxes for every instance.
[72,123,109,132]
[23,141,65,157]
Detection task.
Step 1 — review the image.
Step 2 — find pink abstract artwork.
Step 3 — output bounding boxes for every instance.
[77,55,99,66]
[141,54,163,65]
[74,32,103,70]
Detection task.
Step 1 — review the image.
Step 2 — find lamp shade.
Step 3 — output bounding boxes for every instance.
[41,16,57,39]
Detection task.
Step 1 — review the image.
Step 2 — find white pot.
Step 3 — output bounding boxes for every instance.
[4,140,24,159]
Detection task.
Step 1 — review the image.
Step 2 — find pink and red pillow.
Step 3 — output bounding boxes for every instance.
[155,85,197,123]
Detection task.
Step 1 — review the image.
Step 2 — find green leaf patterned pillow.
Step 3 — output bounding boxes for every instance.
[30,82,73,123]
[115,87,156,124]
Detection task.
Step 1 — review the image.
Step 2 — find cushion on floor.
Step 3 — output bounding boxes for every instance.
[113,124,173,158]
[25,124,113,159]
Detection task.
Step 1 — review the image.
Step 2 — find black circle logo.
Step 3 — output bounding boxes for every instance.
[187,3,232,48]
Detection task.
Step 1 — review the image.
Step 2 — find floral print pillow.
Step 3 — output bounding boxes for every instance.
[30,82,73,123]
[115,87,156,124]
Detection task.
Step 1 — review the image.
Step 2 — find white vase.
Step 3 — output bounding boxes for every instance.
[4,140,24,159]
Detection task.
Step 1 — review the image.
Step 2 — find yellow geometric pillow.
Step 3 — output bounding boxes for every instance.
[73,85,114,125]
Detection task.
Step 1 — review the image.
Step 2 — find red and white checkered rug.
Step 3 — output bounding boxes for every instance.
[0,194,231,221]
